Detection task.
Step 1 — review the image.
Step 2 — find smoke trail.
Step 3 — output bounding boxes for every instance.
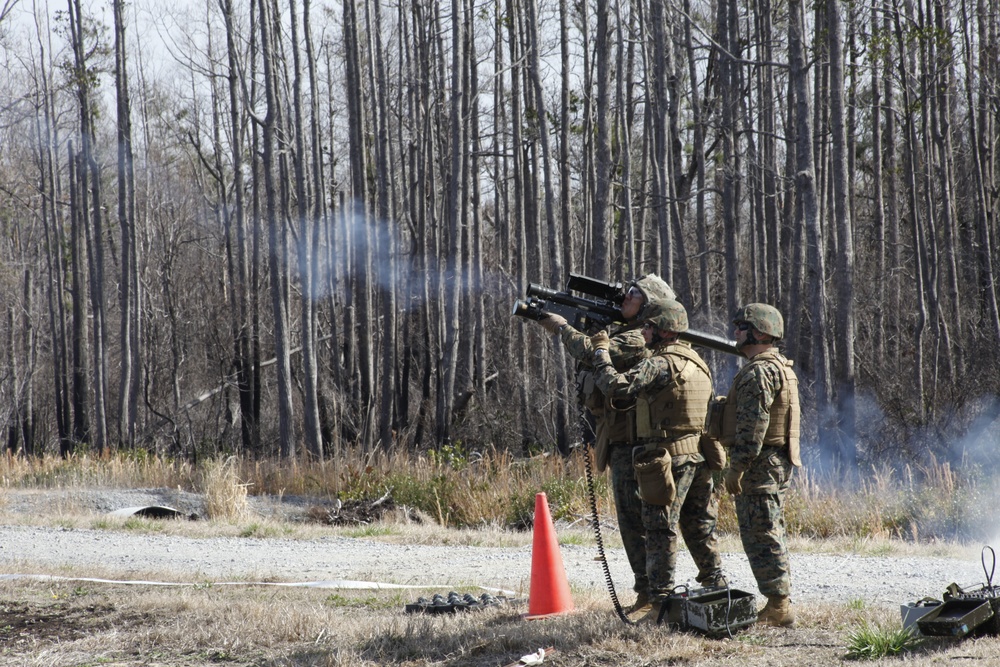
[299,206,518,311]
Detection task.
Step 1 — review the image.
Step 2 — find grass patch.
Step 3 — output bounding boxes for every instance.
[238,521,284,538]
[844,619,922,660]
[0,579,989,667]
[342,524,399,539]
[324,592,405,610]
[558,531,594,546]
[122,516,164,532]
[202,457,250,522]
[1,448,996,544]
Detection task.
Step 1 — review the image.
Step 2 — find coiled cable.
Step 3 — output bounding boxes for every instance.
[584,448,636,625]
[984,545,995,594]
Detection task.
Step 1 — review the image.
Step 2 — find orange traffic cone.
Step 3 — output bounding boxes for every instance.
[525,492,574,619]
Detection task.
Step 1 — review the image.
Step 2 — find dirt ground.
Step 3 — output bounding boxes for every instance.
[2,487,999,666]
[3,570,1000,666]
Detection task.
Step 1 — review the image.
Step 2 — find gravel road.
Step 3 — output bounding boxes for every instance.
[0,488,993,608]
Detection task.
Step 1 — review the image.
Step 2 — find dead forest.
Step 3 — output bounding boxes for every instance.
[0,0,998,473]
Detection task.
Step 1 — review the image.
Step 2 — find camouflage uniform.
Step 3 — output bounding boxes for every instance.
[593,341,724,601]
[561,324,650,595]
[554,274,675,600]
[728,350,798,598]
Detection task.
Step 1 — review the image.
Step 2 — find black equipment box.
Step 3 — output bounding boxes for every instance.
[942,583,1000,637]
[917,598,995,638]
[669,587,756,636]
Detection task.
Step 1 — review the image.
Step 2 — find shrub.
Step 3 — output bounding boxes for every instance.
[844,620,922,660]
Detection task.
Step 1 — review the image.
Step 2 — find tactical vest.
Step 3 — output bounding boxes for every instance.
[634,343,713,456]
[720,349,801,466]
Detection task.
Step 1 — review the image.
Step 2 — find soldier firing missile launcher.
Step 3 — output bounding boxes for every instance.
[512,273,740,356]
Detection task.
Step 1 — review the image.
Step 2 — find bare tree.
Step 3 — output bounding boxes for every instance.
[592,0,611,279]
[31,7,72,455]
[67,0,108,453]
[289,0,323,458]
[113,0,141,449]
[789,0,830,426]
[890,0,928,422]
[716,0,742,325]
[219,0,260,454]
[827,0,857,467]
[435,0,466,445]
[961,0,1000,344]
[257,0,296,457]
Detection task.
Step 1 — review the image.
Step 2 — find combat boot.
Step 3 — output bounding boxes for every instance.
[757,595,795,628]
[700,572,728,589]
[638,600,669,625]
[625,590,652,616]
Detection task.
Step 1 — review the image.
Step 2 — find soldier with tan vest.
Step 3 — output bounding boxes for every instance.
[590,298,727,623]
[717,303,801,628]
[536,274,676,615]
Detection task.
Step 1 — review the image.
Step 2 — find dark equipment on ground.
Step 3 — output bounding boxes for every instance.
[917,598,995,638]
[906,546,999,639]
[650,585,757,636]
[404,591,520,614]
[675,586,758,636]
[513,273,740,356]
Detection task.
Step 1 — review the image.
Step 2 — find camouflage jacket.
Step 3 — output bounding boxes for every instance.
[560,323,647,371]
[727,349,786,473]
[591,341,704,464]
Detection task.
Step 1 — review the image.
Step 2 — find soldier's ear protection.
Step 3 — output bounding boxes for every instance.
[644,322,677,348]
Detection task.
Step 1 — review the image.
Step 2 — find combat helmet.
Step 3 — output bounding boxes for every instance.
[644,298,689,333]
[632,274,676,318]
[733,303,784,339]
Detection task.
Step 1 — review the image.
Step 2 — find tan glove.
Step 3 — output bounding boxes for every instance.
[539,313,568,335]
[724,469,744,496]
[590,330,611,352]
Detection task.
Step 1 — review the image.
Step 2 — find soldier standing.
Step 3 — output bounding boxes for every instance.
[719,304,801,627]
[535,274,675,615]
[589,298,727,623]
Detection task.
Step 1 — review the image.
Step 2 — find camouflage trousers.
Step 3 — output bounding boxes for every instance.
[607,444,648,595]
[735,452,793,598]
[641,459,724,601]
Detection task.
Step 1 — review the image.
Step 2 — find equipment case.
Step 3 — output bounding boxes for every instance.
[916,598,995,638]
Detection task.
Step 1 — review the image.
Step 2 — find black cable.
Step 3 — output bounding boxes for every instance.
[659,584,688,626]
[584,448,636,625]
[723,583,735,639]
[983,545,995,595]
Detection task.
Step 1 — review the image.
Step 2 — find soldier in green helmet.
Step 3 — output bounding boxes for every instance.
[718,303,801,628]
[533,274,675,616]
[588,298,727,623]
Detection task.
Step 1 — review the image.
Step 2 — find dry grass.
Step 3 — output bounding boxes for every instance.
[1,448,996,545]
[201,457,251,521]
[0,449,195,488]
[0,577,997,667]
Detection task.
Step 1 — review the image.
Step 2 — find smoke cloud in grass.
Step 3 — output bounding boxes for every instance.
[783,383,1000,545]
[951,396,1000,549]
[948,396,1000,474]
